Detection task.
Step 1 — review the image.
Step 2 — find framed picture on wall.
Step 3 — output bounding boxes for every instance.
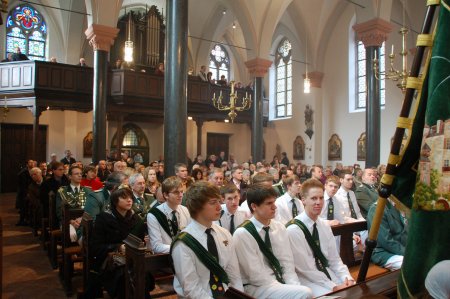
[83,131,93,158]
[328,134,342,161]
[357,132,366,161]
[293,136,305,160]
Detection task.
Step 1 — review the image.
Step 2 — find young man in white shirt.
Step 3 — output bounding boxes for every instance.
[147,176,190,254]
[319,175,345,225]
[171,181,243,298]
[287,179,355,297]
[233,184,313,299]
[215,184,248,234]
[336,170,367,250]
[275,174,305,225]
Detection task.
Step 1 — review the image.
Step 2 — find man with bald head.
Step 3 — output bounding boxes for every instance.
[355,168,378,219]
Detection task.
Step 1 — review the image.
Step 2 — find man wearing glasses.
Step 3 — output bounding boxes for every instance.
[147,176,191,254]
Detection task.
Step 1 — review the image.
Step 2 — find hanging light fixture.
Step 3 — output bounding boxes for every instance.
[124,11,134,63]
[304,36,311,94]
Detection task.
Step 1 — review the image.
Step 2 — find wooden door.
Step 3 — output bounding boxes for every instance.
[206,133,229,159]
[1,123,47,193]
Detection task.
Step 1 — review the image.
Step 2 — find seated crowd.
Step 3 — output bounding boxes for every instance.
[15,149,407,298]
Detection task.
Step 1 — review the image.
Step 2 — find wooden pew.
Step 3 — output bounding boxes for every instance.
[330,221,390,280]
[325,269,399,298]
[60,205,84,296]
[77,212,93,299]
[124,234,175,299]
[47,191,62,269]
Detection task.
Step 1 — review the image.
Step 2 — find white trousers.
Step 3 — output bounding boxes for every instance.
[384,255,403,271]
[245,282,313,299]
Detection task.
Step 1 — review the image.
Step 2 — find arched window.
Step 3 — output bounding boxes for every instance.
[275,39,292,118]
[209,44,230,82]
[356,41,385,109]
[5,5,47,60]
[111,123,150,165]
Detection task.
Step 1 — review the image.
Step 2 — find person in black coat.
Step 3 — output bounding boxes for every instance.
[60,149,76,165]
[89,187,151,298]
[39,162,69,227]
[11,47,29,61]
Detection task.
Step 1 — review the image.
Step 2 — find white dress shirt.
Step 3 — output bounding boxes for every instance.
[214,204,248,233]
[336,187,365,222]
[239,200,253,218]
[320,192,346,224]
[233,217,312,299]
[287,212,352,297]
[172,220,243,299]
[275,192,305,225]
[147,202,191,253]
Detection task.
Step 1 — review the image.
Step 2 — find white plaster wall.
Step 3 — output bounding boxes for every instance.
[321,5,405,168]
[2,108,93,164]
[200,121,251,163]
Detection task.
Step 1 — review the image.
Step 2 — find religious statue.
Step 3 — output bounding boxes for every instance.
[357,132,366,161]
[305,104,314,139]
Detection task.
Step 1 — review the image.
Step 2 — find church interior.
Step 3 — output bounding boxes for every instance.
[0,0,442,298]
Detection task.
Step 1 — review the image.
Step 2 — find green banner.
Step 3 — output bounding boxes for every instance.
[397,1,450,297]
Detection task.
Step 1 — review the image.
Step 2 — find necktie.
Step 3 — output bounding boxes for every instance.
[291,198,298,218]
[74,187,79,195]
[205,228,225,297]
[347,192,357,219]
[263,226,272,252]
[229,214,235,235]
[171,210,179,234]
[312,223,331,279]
[327,197,334,220]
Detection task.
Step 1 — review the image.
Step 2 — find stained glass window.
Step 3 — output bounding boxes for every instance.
[356,41,385,109]
[5,5,47,61]
[275,39,292,118]
[209,44,230,82]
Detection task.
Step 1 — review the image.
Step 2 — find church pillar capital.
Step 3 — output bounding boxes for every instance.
[85,24,119,52]
[303,71,324,88]
[245,58,272,77]
[353,18,393,48]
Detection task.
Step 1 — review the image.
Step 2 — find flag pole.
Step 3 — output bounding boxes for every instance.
[357,1,439,283]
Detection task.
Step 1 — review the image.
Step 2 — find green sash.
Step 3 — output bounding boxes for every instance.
[171,232,230,284]
[287,219,331,279]
[241,220,285,284]
[149,207,176,238]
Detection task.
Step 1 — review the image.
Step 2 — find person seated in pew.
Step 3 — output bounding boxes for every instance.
[171,181,244,298]
[275,174,304,225]
[89,187,152,299]
[233,183,313,299]
[56,165,90,242]
[81,165,103,191]
[214,184,248,234]
[84,171,128,220]
[367,198,408,271]
[319,175,345,226]
[147,176,190,254]
[129,173,156,220]
[287,179,355,297]
[336,169,367,252]
[239,172,274,218]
